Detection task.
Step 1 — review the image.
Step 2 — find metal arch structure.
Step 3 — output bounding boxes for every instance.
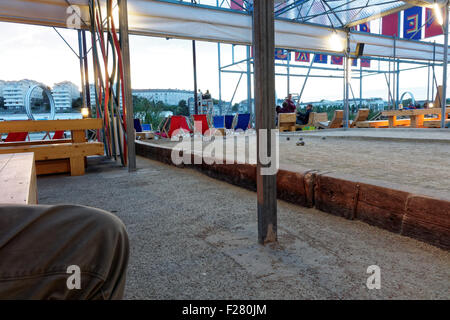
[24,85,56,120]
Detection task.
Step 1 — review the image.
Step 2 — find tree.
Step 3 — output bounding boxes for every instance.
[72,97,83,110]
[176,99,189,116]
[232,103,239,112]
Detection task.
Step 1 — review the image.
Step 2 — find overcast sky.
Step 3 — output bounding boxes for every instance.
[0,20,445,104]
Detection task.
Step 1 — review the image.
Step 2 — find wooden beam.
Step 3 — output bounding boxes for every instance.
[119,0,137,171]
[0,142,104,161]
[0,119,102,134]
[253,0,277,245]
[0,153,37,205]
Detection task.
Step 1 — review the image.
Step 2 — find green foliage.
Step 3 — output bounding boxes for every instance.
[133,96,191,130]
[72,97,83,110]
[232,103,239,112]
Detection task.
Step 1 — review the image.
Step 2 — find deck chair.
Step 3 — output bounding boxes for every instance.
[213,115,225,129]
[52,130,65,139]
[225,115,235,129]
[234,113,251,131]
[433,85,443,109]
[192,114,209,135]
[142,124,152,131]
[168,115,192,138]
[4,132,29,142]
[296,112,328,130]
[134,118,143,132]
[316,110,344,129]
[350,109,370,128]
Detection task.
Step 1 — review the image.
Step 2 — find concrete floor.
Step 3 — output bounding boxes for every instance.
[37,156,450,299]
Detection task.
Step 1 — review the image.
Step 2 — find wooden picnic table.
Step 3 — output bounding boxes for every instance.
[0,153,37,204]
[381,108,450,128]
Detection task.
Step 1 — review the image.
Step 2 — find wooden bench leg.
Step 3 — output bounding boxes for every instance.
[70,156,85,176]
[388,116,396,128]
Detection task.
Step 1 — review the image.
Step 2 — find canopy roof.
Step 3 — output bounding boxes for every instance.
[0,0,448,61]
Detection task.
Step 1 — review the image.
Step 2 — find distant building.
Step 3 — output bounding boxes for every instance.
[52,81,80,111]
[133,89,194,106]
[3,79,45,111]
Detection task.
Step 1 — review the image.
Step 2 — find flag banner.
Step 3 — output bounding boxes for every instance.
[351,58,358,67]
[349,26,357,31]
[425,7,444,38]
[382,13,399,37]
[330,56,343,65]
[230,0,244,11]
[313,54,327,64]
[403,6,422,40]
[295,51,310,62]
[359,22,370,33]
[275,48,290,60]
[361,58,371,68]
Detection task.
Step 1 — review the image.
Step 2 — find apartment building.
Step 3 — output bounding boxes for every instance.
[52,81,80,111]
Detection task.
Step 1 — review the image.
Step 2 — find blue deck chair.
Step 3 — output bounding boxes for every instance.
[134,119,143,132]
[225,115,235,129]
[142,124,152,131]
[213,115,225,128]
[234,113,251,131]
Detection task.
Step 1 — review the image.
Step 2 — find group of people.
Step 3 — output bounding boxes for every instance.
[276,94,313,125]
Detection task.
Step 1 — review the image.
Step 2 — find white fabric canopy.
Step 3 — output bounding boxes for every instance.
[0,0,447,61]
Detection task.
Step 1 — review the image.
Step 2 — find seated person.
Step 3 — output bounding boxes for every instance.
[297,104,313,125]
[0,204,129,299]
[283,94,297,113]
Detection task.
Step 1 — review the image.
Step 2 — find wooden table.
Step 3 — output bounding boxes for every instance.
[381,108,450,128]
[0,153,37,204]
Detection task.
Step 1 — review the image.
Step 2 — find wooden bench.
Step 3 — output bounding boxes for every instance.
[278,113,297,132]
[295,112,328,130]
[0,153,37,204]
[0,119,104,176]
[316,110,344,129]
[350,109,370,128]
[381,108,450,128]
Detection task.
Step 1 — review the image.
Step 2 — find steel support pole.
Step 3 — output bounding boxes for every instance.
[287,50,290,97]
[297,58,314,105]
[442,1,449,128]
[82,30,90,109]
[77,30,86,108]
[118,0,136,171]
[218,43,222,114]
[253,0,277,245]
[193,40,198,114]
[247,45,252,114]
[343,33,350,129]
[359,63,362,108]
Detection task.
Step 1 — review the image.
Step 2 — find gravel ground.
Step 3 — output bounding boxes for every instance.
[37,156,450,299]
[150,129,450,194]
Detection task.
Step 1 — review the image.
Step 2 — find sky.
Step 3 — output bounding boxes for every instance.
[0,20,446,105]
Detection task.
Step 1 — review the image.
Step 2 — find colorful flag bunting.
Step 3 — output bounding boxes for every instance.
[359,22,370,33]
[330,56,343,65]
[382,13,399,37]
[425,7,444,38]
[313,54,327,64]
[403,6,423,40]
[361,58,371,68]
[295,52,310,62]
[275,48,290,60]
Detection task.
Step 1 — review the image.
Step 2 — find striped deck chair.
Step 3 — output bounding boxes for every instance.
[213,115,225,129]
[234,113,251,131]
[168,115,192,138]
[4,132,29,142]
[192,114,210,135]
[225,115,235,129]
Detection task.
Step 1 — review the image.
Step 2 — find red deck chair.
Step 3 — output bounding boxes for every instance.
[52,130,65,140]
[4,132,28,142]
[192,114,209,135]
[168,116,192,138]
